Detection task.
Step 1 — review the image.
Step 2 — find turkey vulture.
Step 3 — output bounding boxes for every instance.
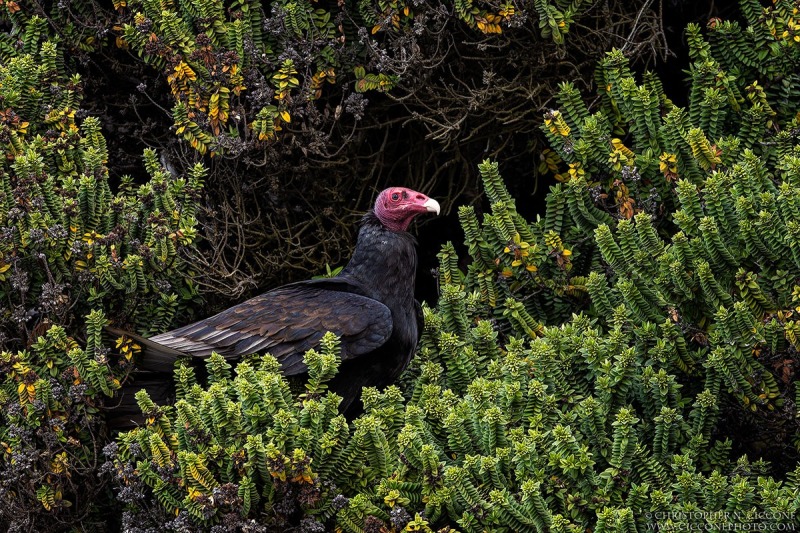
[108,187,439,427]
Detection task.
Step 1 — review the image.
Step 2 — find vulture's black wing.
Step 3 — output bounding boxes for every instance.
[117,278,393,375]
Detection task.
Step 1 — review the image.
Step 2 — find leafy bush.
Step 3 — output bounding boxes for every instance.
[0,31,204,531]
[0,27,204,347]
[0,313,116,530]
[533,0,800,460]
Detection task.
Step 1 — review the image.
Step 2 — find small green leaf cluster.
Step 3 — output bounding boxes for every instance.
[0,33,204,346]
[452,158,605,330]
[541,0,799,220]
[359,0,588,42]
[0,3,114,57]
[0,314,123,530]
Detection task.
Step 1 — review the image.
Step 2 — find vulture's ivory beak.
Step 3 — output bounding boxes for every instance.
[423,198,441,215]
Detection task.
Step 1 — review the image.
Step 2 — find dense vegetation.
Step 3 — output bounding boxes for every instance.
[1,0,799,531]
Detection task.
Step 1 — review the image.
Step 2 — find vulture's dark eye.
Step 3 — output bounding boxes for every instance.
[391,192,400,201]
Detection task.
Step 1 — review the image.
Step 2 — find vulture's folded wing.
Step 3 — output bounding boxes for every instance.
[136,280,393,375]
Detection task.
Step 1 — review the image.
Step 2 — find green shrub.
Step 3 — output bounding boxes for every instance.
[0,31,204,530]
[532,0,800,440]
[0,28,204,345]
[0,313,117,530]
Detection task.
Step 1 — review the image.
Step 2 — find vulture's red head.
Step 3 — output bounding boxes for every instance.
[374,187,440,232]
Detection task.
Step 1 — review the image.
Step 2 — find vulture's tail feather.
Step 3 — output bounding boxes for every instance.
[105,326,187,373]
[104,326,187,431]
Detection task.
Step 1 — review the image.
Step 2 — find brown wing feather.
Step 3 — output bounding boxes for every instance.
[149,281,393,375]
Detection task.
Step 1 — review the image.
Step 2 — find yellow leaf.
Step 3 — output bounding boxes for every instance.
[280,110,291,123]
[371,24,381,34]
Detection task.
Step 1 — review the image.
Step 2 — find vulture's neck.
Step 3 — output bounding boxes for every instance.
[340,212,418,304]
